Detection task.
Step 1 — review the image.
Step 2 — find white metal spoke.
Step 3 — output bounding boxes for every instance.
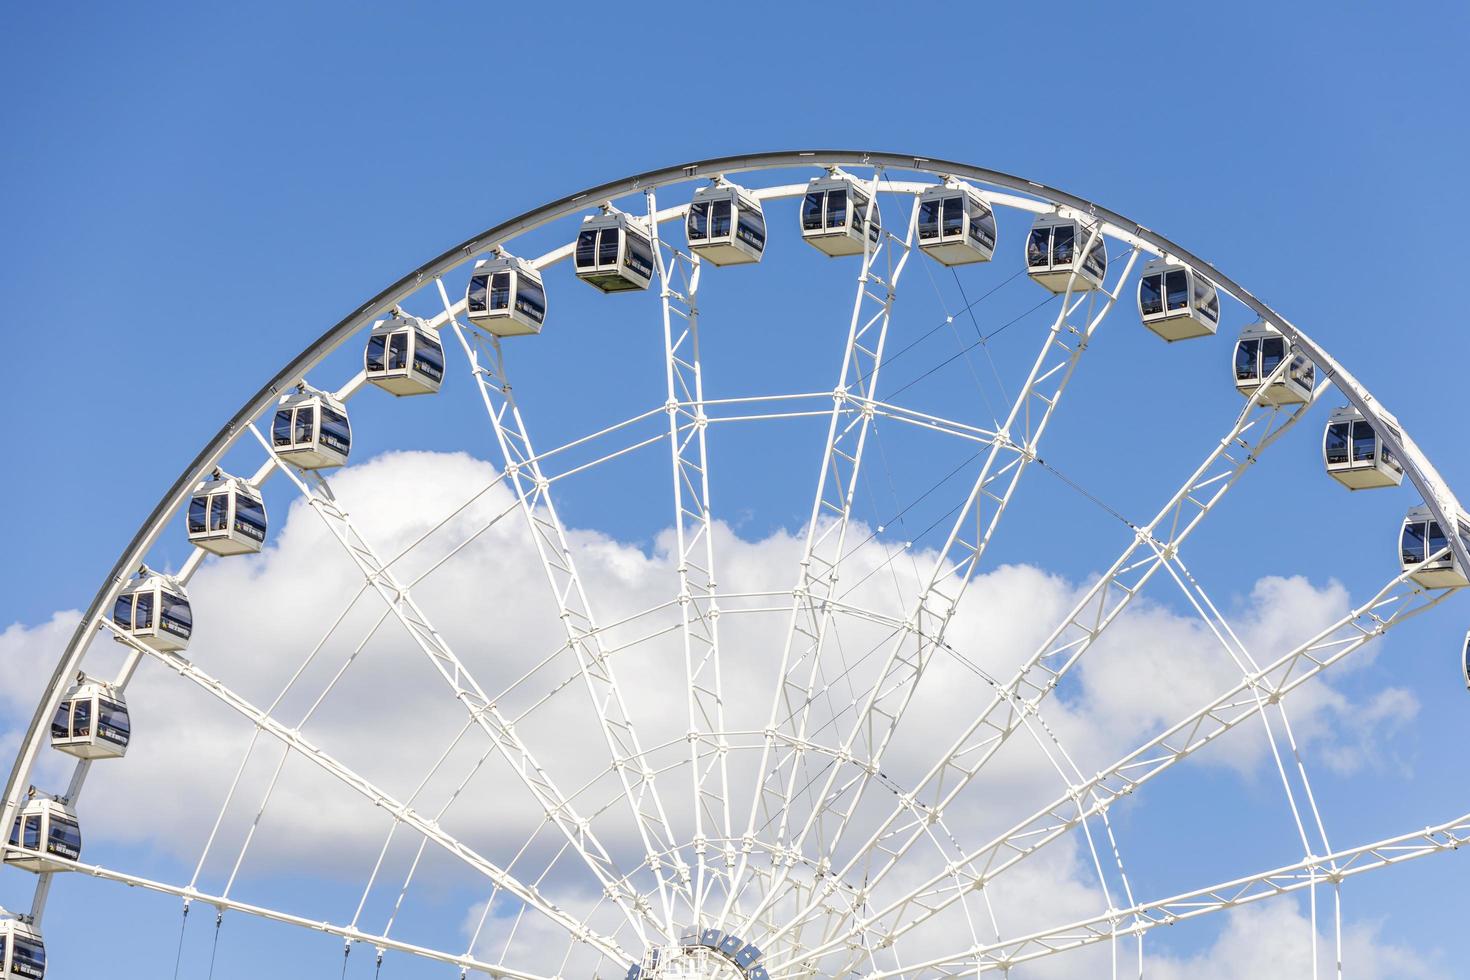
[649,187,734,929]
[778,566,1453,972]
[861,803,1470,977]
[760,237,1138,943]
[0,844,554,980]
[101,620,629,963]
[728,171,917,927]
[246,422,657,941]
[446,287,692,937]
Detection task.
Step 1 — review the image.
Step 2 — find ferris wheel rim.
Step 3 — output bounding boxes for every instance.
[5,150,1462,969]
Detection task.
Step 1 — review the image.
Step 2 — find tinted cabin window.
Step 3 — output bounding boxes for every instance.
[942,196,964,237]
[51,702,71,740]
[236,494,267,537]
[802,192,824,231]
[596,228,619,267]
[387,332,409,370]
[134,591,153,630]
[22,815,40,850]
[1051,225,1075,264]
[467,274,489,313]
[13,938,44,974]
[1351,421,1377,462]
[918,198,940,240]
[1324,422,1350,464]
[99,698,130,743]
[366,334,387,372]
[293,406,315,445]
[972,207,996,248]
[1261,337,1286,376]
[272,409,293,447]
[48,818,80,859]
[625,233,654,279]
[414,333,444,380]
[320,408,350,453]
[826,189,847,229]
[1083,238,1106,279]
[209,494,229,532]
[489,273,511,311]
[710,199,732,238]
[575,230,597,268]
[516,277,546,322]
[737,208,766,249]
[1428,521,1449,562]
[687,201,709,241]
[72,698,90,736]
[188,495,208,533]
[1235,339,1259,380]
[112,594,133,629]
[1027,227,1050,268]
[1140,275,1164,316]
[161,592,191,632]
[1402,521,1428,564]
[1165,270,1189,311]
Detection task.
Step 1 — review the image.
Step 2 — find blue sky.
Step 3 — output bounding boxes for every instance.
[3,2,1470,978]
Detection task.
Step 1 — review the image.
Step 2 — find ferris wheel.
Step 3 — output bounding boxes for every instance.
[4,150,1469,979]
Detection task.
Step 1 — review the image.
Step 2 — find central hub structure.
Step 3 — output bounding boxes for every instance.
[628,929,769,980]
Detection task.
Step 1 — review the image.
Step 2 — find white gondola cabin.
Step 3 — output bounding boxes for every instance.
[51,676,130,760]
[575,212,655,293]
[1025,213,1107,293]
[466,254,547,336]
[687,183,766,266]
[1233,323,1315,404]
[112,569,191,652]
[1137,258,1220,341]
[187,470,267,555]
[365,313,445,395]
[800,174,882,257]
[0,915,45,980]
[1400,505,1469,588]
[1323,406,1404,490]
[271,386,351,469]
[917,183,997,266]
[5,796,80,874]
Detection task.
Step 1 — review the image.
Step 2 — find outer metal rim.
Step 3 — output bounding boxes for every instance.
[7,148,1460,926]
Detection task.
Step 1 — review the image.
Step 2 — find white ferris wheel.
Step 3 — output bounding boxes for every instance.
[4,151,1468,979]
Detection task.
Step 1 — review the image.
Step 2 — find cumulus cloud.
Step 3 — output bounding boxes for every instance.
[0,449,1429,973]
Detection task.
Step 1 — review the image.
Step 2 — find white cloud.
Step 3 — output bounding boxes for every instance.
[0,450,1432,973]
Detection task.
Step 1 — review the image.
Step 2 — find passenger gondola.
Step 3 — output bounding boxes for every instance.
[187,470,267,555]
[1137,258,1220,341]
[50,675,130,760]
[1400,505,1469,588]
[917,182,997,266]
[687,182,766,266]
[0,914,45,980]
[466,254,547,336]
[1323,406,1404,490]
[574,212,655,293]
[1233,323,1315,404]
[800,173,882,257]
[1025,213,1107,293]
[271,386,351,469]
[5,795,80,874]
[365,312,445,395]
[112,568,191,653]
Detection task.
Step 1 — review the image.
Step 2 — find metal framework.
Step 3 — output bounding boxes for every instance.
[5,152,1467,979]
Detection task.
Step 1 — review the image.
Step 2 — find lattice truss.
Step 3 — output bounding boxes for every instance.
[4,155,1466,980]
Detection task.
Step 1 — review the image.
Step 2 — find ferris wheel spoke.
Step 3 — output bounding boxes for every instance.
[648,187,735,929]
[759,237,1140,943]
[788,354,1314,945]
[446,303,692,937]
[99,619,633,962]
[0,844,558,980]
[782,566,1453,967]
[728,172,917,928]
[851,802,1470,978]
[244,422,659,941]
